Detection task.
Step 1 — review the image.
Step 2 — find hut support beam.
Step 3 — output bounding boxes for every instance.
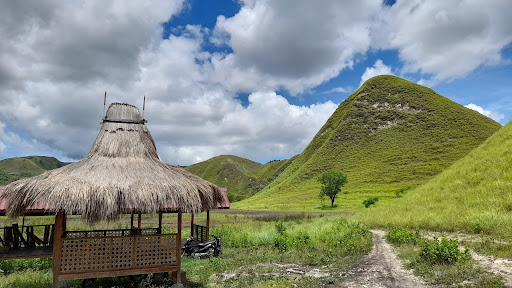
[173,210,183,285]
[137,212,141,229]
[52,211,67,288]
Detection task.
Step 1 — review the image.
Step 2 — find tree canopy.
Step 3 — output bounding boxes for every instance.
[317,171,348,207]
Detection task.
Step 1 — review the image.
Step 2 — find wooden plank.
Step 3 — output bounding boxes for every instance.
[0,246,53,260]
[57,265,179,281]
[60,233,177,241]
[137,212,141,229]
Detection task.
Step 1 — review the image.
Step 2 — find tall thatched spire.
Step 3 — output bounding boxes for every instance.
[1,103,223,222]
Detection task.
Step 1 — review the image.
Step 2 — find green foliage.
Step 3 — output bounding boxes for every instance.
[418,238,470,265]
[395,187,410,198]
[386,227,418,245]
[0,270,52,288]
[236,75,500,211]
[390,233,502,286]
[362,197,379,208]
[357,121,512,237]
[0,258,52,274]
[317,171,348,207]
[274,220,286,235]
[185,155,296,202]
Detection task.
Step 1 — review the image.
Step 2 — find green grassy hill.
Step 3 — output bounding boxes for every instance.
[235,75,501,211]
[185,155,295,201]
[0,156,67,185]
[355,120,512,236]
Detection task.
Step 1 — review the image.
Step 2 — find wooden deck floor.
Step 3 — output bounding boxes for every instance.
[0,246,53,260]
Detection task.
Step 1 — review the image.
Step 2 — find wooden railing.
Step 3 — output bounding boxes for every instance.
[191,224,208,243]
[59,233,178,274]
[1,224,54,249]
[65,228,158,238]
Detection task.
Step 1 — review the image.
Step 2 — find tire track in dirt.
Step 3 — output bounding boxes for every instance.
[337,230,431,288]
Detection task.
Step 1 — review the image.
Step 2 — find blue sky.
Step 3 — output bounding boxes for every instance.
[0,0,511,165]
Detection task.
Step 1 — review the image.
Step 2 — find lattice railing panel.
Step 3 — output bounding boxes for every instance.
[135,235,177,267]
[191,224,208,243]
[60,234,177,273]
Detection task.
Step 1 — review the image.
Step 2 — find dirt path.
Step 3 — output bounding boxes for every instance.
[337,230,430,288]
[471,251,512,286]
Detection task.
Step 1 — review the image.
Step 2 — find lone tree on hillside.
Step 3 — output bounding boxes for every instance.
[318,171,348,207]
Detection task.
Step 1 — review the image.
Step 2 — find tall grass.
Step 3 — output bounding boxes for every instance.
[0,213,372,287]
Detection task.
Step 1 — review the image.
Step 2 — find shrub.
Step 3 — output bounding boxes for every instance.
[386,227,418,246]
[275,221,286,235]
[362,197,379,208]
[419,238,471,265]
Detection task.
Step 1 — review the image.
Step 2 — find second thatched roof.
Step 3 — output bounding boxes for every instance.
[1,103,224,222]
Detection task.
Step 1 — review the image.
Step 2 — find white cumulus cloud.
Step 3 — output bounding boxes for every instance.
[380,0,512,81]
[360,60,394,86]
[465,104,505,123]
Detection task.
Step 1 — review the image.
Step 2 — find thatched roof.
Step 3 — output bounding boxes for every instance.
[0,103,224,222]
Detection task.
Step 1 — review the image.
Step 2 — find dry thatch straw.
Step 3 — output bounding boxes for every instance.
[1,103,223,223]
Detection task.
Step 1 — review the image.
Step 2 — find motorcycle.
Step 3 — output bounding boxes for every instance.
[181,235,222,259]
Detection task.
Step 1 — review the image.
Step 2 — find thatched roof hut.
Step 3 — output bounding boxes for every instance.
[1,103,223,222]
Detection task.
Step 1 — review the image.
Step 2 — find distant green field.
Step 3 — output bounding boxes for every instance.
[235,75,501,211]
[355,121,512,237]
[185,155,296,201]
[0,156,67,185]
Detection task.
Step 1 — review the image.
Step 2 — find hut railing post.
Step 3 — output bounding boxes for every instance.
[190,213,194,238]
[206,210,210,242]
[158,211,162,234]
[52,210,66,288]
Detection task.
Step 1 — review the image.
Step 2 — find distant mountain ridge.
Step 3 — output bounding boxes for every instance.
[235,75,502,211]
[185,155,296,201]
[0,156,68,185]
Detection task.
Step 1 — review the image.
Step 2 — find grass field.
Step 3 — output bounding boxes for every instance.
[0,212,372,287]
[355,120,512,237]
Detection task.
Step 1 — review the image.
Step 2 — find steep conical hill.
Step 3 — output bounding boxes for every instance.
[235,75,501,211]
[356,120,512,236]
[185,155,295,201]
[0,156,67,185]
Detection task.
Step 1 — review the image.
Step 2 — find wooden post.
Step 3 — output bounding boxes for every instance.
[158,211,162,234]
[52,211,67,288]
[190,213,194,237]
[206,210,210,241]
[137,212,142,230]
[130,212,134,228]
[176,210,182,285]
[12,224,19,248]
